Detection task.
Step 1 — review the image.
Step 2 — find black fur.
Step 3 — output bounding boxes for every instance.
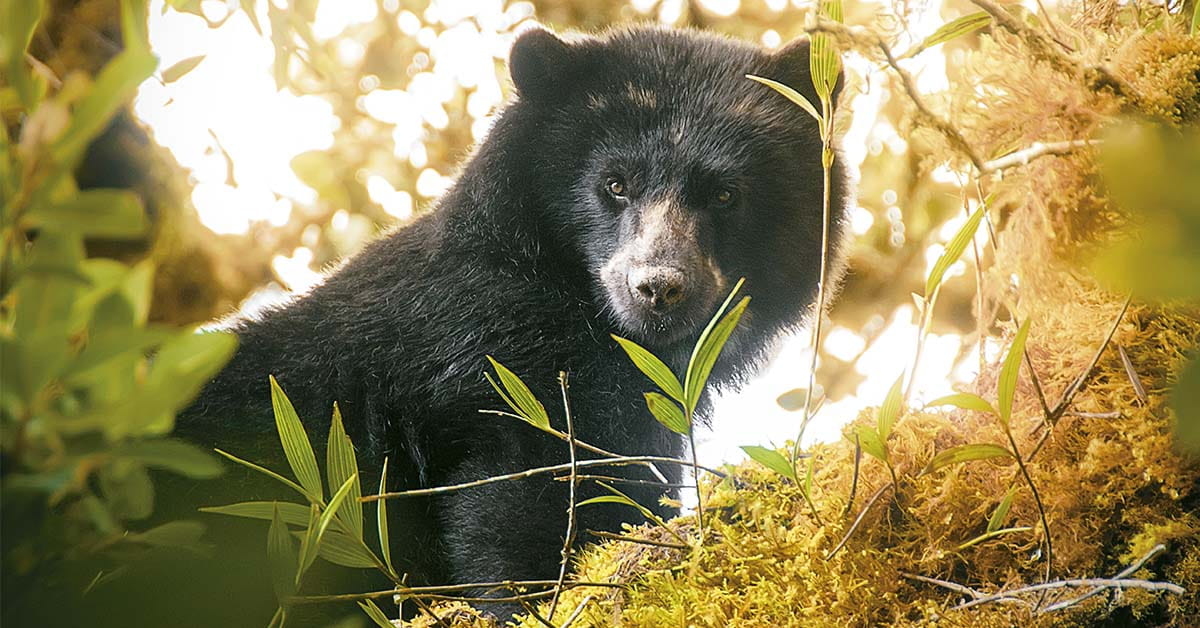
[177,25,849,621]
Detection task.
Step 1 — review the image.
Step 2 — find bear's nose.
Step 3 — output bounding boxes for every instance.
[629,266,687,312]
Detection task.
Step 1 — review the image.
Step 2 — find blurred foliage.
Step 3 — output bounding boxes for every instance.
[1,0,236,622]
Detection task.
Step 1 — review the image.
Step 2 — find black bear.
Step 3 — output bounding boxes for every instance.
[176,24,849,622]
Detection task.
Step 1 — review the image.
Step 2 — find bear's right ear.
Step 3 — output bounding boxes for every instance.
[509,28,578,101]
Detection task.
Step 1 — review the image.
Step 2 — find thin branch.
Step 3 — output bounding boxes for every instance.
[1063,410,1121,419]
[553,474,693,489]
[558,595,595,628]
[979,140,1102,173]
[517,594,556,628]
[1039,544,1167,613]
[825,483,891,560]
[899,571,992,601]
[1117,344,1148,404]
[1005,427,1054,599]
[548,373,579,622]
[290,580,624,605]
[842,434,862,518]
[1047,295,1131,424]
[587,529,688,551]
[951,577,1184,611]
[480,410,670,483]
[363,456,725,502]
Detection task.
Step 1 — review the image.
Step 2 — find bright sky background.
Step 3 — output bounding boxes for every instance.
[136,0,991,467]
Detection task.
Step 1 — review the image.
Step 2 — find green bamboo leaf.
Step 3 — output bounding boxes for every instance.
[2,0,46,108]
[578,482,679,542]
[613,335,684,402]
[803,453,815,499]
[854,425,888,463]
[298,473,358,580]
[295,503,320,586]
[212,449,310,502]
[267,503,298,605]
[359,600,396,628]
[50,45,158,166]
[1192,1,1199,35]
[377,457,396,578]
[997,321,1031,427]
[810,0,844,103]
[644,392,689,435]
[485,357,550,431]
[270,375,324,502]
[160,54,205,83]
[684,278,750,412]
[900,12,991,60]
[988,486,1018,533]
[740,445,797,482]
[925,203,986,298]
[326,403,362,539]
[924,392,997,415]
[746,74,822,125]
[291,529,377,569]
[201,500,312,526]
[877,373,905,440]
[923,443,1013,474]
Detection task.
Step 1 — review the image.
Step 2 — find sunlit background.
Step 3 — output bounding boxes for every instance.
[134,0,1014,467]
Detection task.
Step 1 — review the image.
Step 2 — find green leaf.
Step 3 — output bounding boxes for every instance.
[684,278,749,412]
[740,445,797,482]
[201,500,313,527]
[900,12,991,60]
[358,600,396,628]
[612,335,684,402]
[923,443,1013,474]
[810,0,844,104]
[270,375,324,502]
[128,521,207,550]
[161,55,205,83]
[326,403,362,539]
[957,526,1033,551]
[924,392,997,415]
[644,392,689,435]
[803,453,815,500]
[578,482,674,535]
[853,425,888,463]
[1171,357,1200,453]
[746,74,822,126]
[925,203,985,298]
[2,0,46,109]
[116,439,223,479]
[1192,0,1199,35]
[268,503,299,604]
[99,461,154,520]
[377,457,395,578]
[988,486,1018,533]
[877,373,905,440]
[997,321,1031,427]
[485,357,550,431]
[297,473,358,580]
[292,529,377,569]
[50,46,158,166]
[212,450,310,501]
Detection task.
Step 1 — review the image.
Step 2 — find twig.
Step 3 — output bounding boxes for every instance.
[517,594,556,628]
[410,596,453,628]
[553,474,693,489]
[979,140,1102,173]
[1004,425,1054,601]
[1063,410,1121,419]
[363,456,726,502]
[842,434,862,518]
[558,595,595,628]
[951,577,1184,611]
[899,571,991,601]
[548,373,579,622]
[1044,295,1131,425]
[587,529,688,551]
[825,483,891,560]
[480,410,670,483]
[1117,344,1147,404]
[1039,544,1167,613]
[290,580,624,604]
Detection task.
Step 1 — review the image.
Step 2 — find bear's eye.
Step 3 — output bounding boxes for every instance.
[605,176,627,199]
[714,187,736,206]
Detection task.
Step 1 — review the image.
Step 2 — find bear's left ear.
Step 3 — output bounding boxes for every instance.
[768,38,845,107]
[509,27,581,101]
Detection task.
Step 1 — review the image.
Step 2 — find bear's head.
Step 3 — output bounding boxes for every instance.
[502,26,848,353]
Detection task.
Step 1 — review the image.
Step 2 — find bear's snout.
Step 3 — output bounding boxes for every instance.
[628,265,688,312]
